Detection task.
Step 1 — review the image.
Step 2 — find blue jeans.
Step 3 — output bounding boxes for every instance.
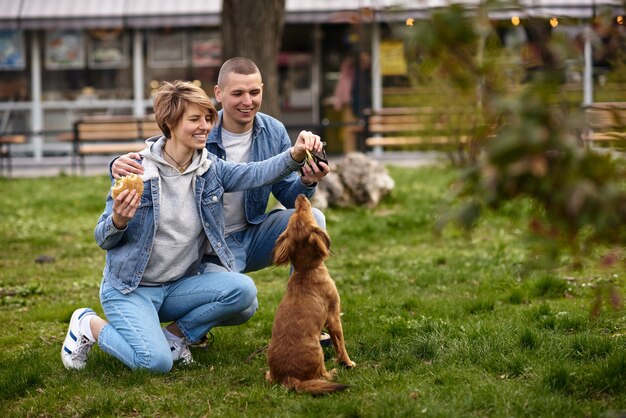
[97,271,258,373]
[203,207,326,273]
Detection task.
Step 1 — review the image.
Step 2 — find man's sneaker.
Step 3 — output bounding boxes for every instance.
[320,332,332,347]
[61,308,96,370]
[165,333,194,364]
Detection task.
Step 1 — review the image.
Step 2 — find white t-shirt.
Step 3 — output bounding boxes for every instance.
[221,127,253,236]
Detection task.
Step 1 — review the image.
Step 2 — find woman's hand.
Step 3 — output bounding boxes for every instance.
[111,189,140,229]
[290,130,323,163]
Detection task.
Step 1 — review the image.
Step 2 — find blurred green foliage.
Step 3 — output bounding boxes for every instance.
[416,4,626,271]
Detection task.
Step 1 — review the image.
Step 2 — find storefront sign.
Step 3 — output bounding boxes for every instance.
[45,30,86,70]
[148,31,188,68]
[379,40,407,76]
[0,30,25,70]
[191,33,221,67]
[88,29,129,69]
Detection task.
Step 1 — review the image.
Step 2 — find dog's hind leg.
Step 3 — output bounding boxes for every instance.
[323,368,339,381]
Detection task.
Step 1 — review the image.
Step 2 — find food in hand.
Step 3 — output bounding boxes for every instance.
[111,174,144,199]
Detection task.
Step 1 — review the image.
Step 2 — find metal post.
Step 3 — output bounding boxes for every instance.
[371,21,382,155]
[30,32,43,161]
[312,24,322,125]
[133,29,145,117]
[583,26,593,106]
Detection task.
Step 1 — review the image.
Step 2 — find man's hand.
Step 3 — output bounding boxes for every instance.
[301,161,330,185]
[290,130,323,163]
[111,189,140,229]
[112,152,144,179]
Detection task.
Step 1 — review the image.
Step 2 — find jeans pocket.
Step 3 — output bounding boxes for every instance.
[99,280,118,303]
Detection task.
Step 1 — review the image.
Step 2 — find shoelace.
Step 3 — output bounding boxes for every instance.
[169,338,187,354]
[171,338,193,363]
[179,346,193,363]
[72,337,94,360]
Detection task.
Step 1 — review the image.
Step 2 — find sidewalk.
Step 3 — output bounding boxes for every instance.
[3,151,443,178]
[4,155,114,178]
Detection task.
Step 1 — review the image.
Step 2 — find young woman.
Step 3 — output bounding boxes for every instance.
[61,80,322,373]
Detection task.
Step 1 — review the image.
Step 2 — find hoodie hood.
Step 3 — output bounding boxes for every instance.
[139,136,211,180]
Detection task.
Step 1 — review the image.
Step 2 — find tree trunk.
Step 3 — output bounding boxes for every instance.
[221,0,286,118]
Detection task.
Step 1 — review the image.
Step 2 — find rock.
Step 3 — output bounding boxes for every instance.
[310,171,347,209]
[35,255,55,264]
[312,152,395,209]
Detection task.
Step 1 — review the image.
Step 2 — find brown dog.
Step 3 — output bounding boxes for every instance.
[266,194,355,394]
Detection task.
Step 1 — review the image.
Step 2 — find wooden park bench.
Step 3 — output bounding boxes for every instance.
[581,102,626,147]
[59,115,162,174]
[364,107,481,154]
[0,134,26,177]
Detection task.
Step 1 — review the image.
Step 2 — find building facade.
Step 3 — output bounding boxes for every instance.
[0,0,623,158]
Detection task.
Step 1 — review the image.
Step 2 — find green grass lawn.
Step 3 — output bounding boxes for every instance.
[1,165,625,417]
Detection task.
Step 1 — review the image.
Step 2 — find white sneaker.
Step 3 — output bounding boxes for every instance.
[61,308,96,370]
[320,332,332,347]
[164,331,194,364]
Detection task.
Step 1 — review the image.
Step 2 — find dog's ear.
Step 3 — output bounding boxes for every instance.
[309,227,331,259]
[272,230,293,266]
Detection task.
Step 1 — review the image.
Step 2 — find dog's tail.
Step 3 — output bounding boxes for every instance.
[283,376,350,395]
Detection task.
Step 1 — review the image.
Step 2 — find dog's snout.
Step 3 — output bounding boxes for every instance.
[295,194,311,211]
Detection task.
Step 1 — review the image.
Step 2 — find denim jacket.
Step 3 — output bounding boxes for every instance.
[206,111,316,224]
[94,145,302,294]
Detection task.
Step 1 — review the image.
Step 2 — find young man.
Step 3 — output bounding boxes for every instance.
[201,57,330,273]
[112,57,330,274]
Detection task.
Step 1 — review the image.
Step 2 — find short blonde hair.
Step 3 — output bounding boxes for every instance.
[153,81,218,138]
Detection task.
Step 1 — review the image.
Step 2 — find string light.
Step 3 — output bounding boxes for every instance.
[549,17,558,28]
[618,16,624,25]
[406,18,414,26]
[511,16,520,26]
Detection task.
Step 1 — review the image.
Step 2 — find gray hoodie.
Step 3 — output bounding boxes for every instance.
[139,137,207,285]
